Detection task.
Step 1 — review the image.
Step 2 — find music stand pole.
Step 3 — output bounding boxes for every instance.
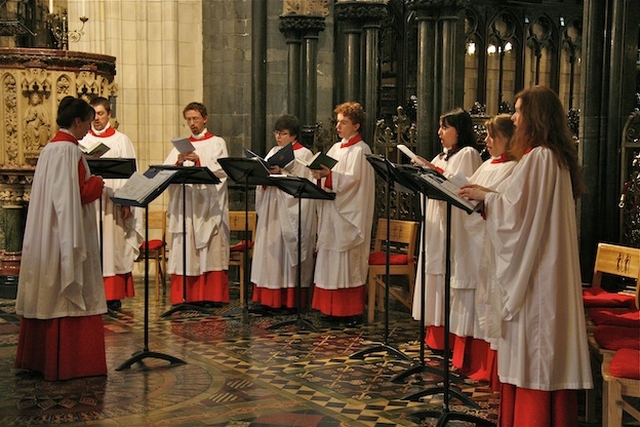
[161,180,212,317]
[390,192,447,380]
[402,202,492,427]
[222,167,268,321]
[267,189,318,332]
[88,158,138,318]
[350,156,410,360]
[116,205,185,370]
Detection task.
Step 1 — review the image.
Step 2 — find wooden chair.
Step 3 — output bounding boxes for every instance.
[600,283,640,427]
[229,211,257,305]
[367,219,419,324]
[136,210,167,301]
[584,242,640,423]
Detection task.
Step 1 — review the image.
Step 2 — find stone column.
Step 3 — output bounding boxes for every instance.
[438,2,463,114]
[578,0,606,280]
[301,18,326,127]
[279,16,304,120]
[361,2,388,146]
[334,1,363,103]
[280,1,328,147]
[408,0,438,158]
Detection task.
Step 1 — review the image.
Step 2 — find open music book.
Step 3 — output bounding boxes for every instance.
[112,169,177,205]
[79,141,110,157]
[244,142,294,169]
[295,151,338,170]
[418,169,480,214]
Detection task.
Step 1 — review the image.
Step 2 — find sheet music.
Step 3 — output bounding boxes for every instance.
[113,169,177,203]
[171,137,196,154]
[419,170,479,213]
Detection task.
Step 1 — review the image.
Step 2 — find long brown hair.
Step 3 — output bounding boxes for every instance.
[511,86,584,198]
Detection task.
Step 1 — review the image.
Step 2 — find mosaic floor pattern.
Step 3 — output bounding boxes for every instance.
[0,279,614,426]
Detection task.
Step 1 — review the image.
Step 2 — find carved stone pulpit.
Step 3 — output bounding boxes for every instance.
[0,48,117,298]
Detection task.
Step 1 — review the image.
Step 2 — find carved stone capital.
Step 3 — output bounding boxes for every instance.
[279,15,326,39]
[407,0,469,16]
[334,1,389,23]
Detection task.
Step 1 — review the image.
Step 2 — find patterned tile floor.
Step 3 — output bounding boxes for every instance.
[0,278,615,426]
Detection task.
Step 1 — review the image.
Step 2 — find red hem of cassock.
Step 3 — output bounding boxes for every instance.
[425,325,456,351]
[311,285,365,316]
[252,285,309,309]
[452,336,498,385]
[498,384,578,427]
[104,273,135,300]
[15,316,107,381]
[170,271,229,304]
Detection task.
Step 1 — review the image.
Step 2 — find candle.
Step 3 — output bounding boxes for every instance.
[49,0,53,13]
[81,0,86,17]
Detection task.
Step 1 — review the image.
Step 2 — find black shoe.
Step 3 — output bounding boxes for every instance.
[107,300,121,311]
[342,315,363,327]
[320,314,341,323]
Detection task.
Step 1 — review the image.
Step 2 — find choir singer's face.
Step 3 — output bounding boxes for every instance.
[485,130,509,158]
[438,119,458,150]
[336,113,359,140]
[184,109,208,135]
[274,129,295,147]
[512,99,523,129]
[92,104,110,131]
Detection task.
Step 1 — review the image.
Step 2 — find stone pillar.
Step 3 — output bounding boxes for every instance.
[438,3,463,115]
[280,1,328,148]
[578,0,606,280]
[279,16,304,120]
[252,1,268,155]
[0,48,116,298]
[409,1,438,158]
[334,2,362,103]
[361,2,388,147]
[302,20,325,127]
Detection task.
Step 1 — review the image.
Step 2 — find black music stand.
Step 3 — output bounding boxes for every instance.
[395,166,492,427]
[87,158,137,316]
[218,157,273,322]
[349,155,411,361]
[266,176,335,333]
[112,168,185,370]
[146,165,222,319]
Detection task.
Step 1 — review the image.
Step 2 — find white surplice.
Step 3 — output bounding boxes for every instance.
[314,138,375,289]
[484,146,592,391]
[411,146,482,324]
[251,144,317,289]
[454,157,516,339]
[16,141,106,319]
[81,125,143,277]
[164,133,229,275]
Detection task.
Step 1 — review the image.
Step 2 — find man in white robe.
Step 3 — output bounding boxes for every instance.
[311,102,375,324]
[251,115,317,309]
[80,96,142,310]
[164,102,230,305]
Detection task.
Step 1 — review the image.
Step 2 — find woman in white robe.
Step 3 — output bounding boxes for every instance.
[460,86,592,427]
[454,114,516,385]
[411,108,482,350]
[15,96,107,381]
[251,115,317,309]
